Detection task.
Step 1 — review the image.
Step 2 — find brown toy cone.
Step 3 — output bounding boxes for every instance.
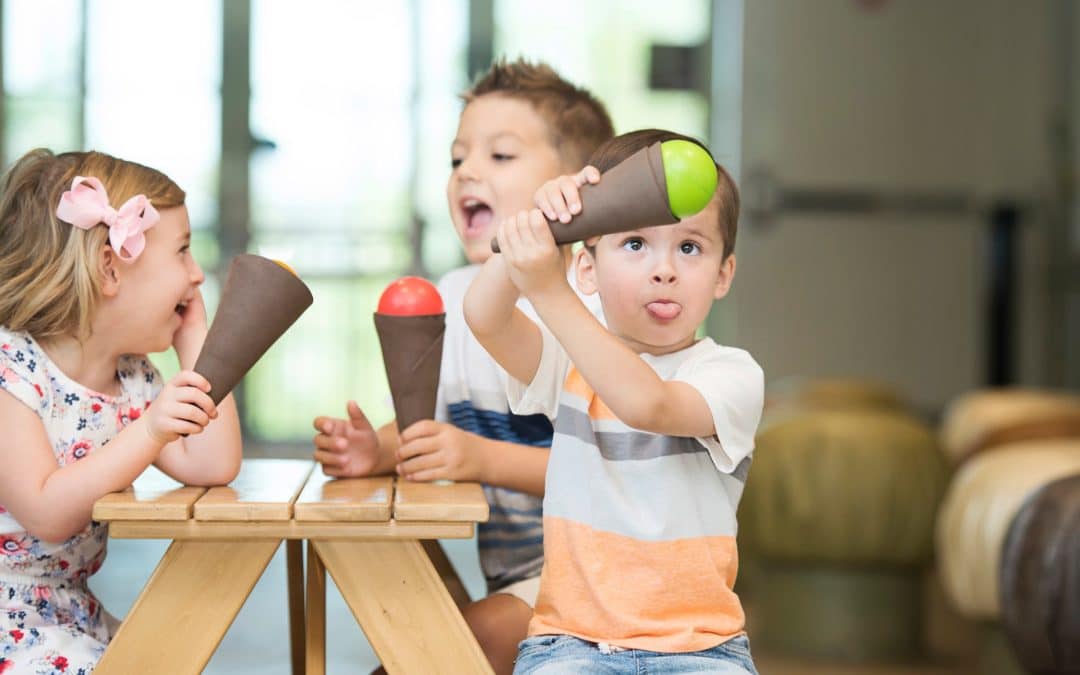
[374,313,445,431]
[194,254,314,404]
[492,141,674,252]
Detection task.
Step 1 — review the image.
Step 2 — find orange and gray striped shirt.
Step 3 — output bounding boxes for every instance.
[507,332,764,653]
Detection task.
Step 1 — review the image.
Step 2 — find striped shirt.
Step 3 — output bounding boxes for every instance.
[508,329,763,652]
[435,265,603,594]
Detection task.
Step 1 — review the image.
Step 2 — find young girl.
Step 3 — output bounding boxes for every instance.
[0,149,242,673]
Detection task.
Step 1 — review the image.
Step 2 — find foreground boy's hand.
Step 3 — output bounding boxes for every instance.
[143,370,217,444]
[534,165,600,223]
[312,400,381,477]
[495,209,568,299]
[396,420,482,483]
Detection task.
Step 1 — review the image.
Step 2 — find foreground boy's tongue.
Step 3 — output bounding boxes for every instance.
[468,207,493,234]
[646,301,681,320]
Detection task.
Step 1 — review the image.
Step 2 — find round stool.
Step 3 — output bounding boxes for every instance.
[939,389,1080,466]
[1000,473,1080,674]
[937,439,1080,620]
[739,409,945,661]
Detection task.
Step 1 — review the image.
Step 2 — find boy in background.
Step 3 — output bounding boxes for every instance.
[313,59,613,674]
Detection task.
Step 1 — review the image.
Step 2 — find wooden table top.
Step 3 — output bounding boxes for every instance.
[93,459,489,540]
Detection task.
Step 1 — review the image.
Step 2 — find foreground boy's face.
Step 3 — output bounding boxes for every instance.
[448,94,565,264]
[578,198,734,356]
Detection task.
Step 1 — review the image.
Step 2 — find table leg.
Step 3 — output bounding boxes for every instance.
[421,539,472,609]
[313,539,493,675]
[96,539,280,675]
[287,539,305,675]
[305,540,327,675]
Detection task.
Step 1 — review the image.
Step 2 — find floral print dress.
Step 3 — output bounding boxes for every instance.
[0,328,161,674]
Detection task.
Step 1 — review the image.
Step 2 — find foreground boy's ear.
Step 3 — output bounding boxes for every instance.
[99,246,121,297]
[713,254,736,300]
[574,245,599,295]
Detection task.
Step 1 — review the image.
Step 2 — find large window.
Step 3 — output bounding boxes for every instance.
[243,0,468,439]
[2,0,723,446]
[494,0,711,140]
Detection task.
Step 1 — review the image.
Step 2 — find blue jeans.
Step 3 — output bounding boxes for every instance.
[513,634,759,674]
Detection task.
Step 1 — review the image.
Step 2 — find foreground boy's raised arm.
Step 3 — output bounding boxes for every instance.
[466,207,722,440]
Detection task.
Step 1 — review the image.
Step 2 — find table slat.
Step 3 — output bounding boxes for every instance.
[92,465,206,522]
[194,459,314,521]
[293,473,393,522]
[393,480,490,522]
[105,519,475,540]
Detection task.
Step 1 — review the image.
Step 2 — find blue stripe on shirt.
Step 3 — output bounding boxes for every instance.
[447,401,553,447]
[478,535,545,550]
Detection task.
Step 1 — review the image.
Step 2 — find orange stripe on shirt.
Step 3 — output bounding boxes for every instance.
[563,367,619,421]
[529,516,746,653]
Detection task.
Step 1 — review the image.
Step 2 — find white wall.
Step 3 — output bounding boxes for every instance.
[725,0,1055,412]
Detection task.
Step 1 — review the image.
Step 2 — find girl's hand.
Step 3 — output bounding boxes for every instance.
[173,288,209,364]
[143,370,218,445]
[534,166,601,223]
[495,209,568,299]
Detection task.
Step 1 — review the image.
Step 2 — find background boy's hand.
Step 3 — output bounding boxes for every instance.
[495,209,567,299]
[312,400,381,477]
[534,165,601,223]
[144,370,217,444]
[396,420,482,483]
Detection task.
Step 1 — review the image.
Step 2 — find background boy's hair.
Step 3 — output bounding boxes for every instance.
[0,148,185,340]
[587,128,739,260]
[463,58,615,170]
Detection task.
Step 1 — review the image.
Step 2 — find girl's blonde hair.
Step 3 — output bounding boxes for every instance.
[0,149,185,340]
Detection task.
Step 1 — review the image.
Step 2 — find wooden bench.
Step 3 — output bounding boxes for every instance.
[92,459,493,675]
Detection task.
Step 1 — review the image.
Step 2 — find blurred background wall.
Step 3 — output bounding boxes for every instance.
[0,0,1076,440]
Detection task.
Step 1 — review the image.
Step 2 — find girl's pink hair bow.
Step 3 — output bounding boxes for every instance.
[55,176,160,261]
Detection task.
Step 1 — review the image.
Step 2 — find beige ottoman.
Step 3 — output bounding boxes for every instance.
[739,409,946,661]
[936,439,1080,675]
[940,389,1080,466]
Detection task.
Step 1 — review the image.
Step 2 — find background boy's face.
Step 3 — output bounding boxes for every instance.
[448,94,566,264]
[576,198,735,356]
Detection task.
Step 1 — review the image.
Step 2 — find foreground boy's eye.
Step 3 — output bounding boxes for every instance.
[621,238,644,252]
[680,241,701,255]
[450,158,463,169]
[492,153,515,162]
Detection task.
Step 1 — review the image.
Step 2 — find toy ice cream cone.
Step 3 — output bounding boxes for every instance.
[193,254,313,404]
[492,139,719,252]
[374,277,445,431]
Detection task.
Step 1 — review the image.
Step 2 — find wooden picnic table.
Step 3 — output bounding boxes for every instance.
[91,458,493,675]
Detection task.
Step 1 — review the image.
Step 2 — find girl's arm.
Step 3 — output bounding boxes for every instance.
[0,390,172,542]
[153,290,243,486]
[463,253,544,386]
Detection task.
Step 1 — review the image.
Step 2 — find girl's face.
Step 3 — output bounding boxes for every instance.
[108,206,204,354]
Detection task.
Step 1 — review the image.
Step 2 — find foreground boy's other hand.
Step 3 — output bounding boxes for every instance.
[313,400,381,477]
[396,420,483,483]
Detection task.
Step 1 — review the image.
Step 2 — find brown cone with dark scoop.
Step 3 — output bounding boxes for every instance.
[1000,473,1080,674]
[194,254,314,404]
[491,141,674,252]
[374,313,445,431]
